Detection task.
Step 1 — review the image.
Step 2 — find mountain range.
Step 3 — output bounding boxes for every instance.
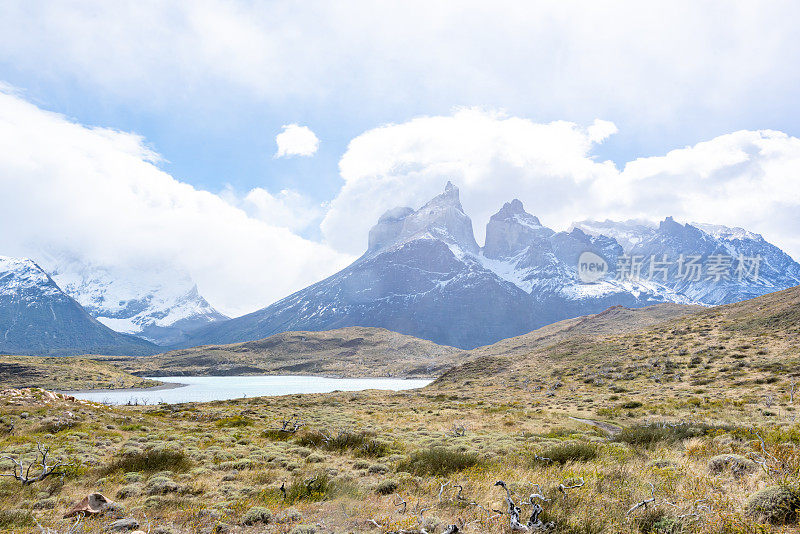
[180,183,800,349]
[2,182,798,355]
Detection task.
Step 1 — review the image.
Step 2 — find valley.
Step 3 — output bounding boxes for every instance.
[1,286,799,533]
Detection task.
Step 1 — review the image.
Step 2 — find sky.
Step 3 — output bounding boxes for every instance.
[1,1,799,317]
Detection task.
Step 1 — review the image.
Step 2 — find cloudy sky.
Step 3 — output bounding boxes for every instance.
[1,1,799,316]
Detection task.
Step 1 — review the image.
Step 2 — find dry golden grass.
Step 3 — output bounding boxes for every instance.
[0,287,798,533]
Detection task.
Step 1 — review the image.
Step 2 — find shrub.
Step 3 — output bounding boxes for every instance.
[0,510,35,529]
[285,472,334,503]
[241,506,272,525]
[615,422,726,446]
[116,484,142,499]
[621,401,643,409]
[102,448,190,474]
[215,416,253,428]
[290,525,317,534]
[263,429,294,441]
[146,476,180,495]
[367,463,389,474]
[745,485,800,524]
[376,480,399,495]
[37,416,80,433]
[537,441,598,464]
[635,508,683,533]
[296,430,389,457]
[395,448,480,476]
[707,454,757,476]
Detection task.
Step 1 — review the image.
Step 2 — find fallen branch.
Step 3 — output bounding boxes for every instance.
[557,477,585,496]
[0,442,68,486]
[495,480,555,531]
[627,482,657,514]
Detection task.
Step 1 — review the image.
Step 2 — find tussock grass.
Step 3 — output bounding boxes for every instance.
[396,447,480,476]
[296,429,390,457]
[537,441,598,464]
[101,448,191,474]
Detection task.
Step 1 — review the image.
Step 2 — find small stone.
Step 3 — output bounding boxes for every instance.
[104,518,140,531]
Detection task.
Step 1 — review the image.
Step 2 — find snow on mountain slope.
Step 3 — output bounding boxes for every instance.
[570,219,657,252]
[0,255,157,356]
[182,184,539,349]
[47,259,227,345]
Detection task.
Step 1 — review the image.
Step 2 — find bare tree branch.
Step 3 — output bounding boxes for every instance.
[0,442,69,486]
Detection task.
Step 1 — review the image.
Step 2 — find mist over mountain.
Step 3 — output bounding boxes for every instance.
[46,258,227,345]
[0,256,157,356]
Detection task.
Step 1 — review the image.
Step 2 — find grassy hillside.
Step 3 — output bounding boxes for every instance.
[1,288,799,533]
[113,327,466,378]
[469,302,702,357]
[0,355,160,390]
[434,285,800,424]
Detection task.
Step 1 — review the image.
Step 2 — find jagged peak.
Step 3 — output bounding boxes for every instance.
[418,181,464,213]
[367,182,478,255]
[489,199,542,226]
[692,222,764,242]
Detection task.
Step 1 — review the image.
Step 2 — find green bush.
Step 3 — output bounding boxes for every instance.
[263,429,294,441]
[285,472,334,503]
[241,506,272,525]
[395,447,480,476]
[215,415,253,428]
[537,441,598,464]
[296,430,389,457]
[615,422,729,446]
[102,448,190,474]
[376,480,399,495]
[745,485,800,524]
[635,509,683,533]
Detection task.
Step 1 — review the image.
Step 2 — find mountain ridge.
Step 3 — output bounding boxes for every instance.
[178,183,798,350]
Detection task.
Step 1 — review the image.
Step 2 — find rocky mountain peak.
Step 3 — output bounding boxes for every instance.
[483,199,552,259]
[367,183,479,255]
[0,256,61,298]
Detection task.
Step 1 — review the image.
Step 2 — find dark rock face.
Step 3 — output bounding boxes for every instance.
[181,184,800,350]
[0,257,157,356]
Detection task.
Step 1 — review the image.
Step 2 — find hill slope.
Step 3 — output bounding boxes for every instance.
[433,285,800,420]
[115,326,466,378]
[115,303,700,379]
[0,355,159,390]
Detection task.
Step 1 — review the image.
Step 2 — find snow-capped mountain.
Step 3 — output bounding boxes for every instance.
[182,182,791,350]
[46,260,227,345]
[0,256,157,356]
[575,217,800,305]
[182,183,538,349]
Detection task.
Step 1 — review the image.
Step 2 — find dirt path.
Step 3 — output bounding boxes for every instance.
[569,416,622,435]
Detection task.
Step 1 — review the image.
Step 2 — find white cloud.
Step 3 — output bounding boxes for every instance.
[323,110,800,260]
[322,108,619,253]
[221,185,323,233]
[0,89,352,317]
[274,124,319,158]
[1,1,799,132]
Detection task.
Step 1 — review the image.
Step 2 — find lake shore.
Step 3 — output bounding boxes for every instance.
[57,380,186,395]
